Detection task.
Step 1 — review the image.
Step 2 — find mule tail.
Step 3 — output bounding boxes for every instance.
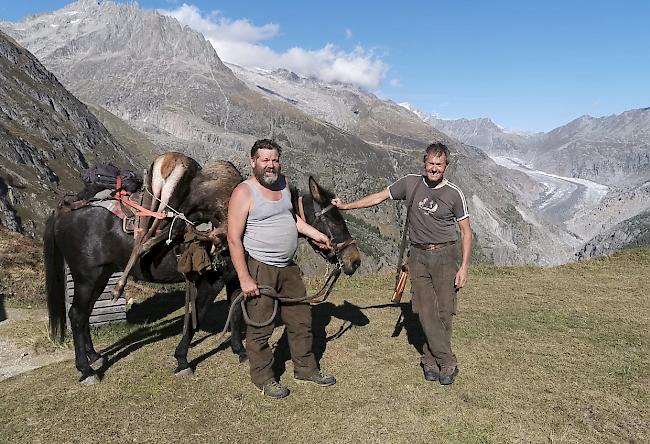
[44,214,66,342]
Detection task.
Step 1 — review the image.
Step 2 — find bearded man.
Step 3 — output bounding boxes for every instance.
[227,139,336,398]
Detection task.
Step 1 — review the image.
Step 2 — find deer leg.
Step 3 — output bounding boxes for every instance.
[110,228,171,300]
[141,162,186,243]
[111,247,141,301]
[174,281,196,376]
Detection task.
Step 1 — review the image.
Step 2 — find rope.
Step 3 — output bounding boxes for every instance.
[144,189,195,226]
[218,285,321,342]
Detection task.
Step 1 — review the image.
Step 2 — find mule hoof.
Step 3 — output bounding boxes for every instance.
[175,367,194,377]
[238,353,248,364]
[90,356,107,371]
[80,374,101,385]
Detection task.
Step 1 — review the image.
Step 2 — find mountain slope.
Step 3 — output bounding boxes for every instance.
[524,109,650,187]
[577,209,650,260]
[403,103,650,258]
[227,63,576,264]
[0,30,145,235]
[417,112,534,156]
[2,0,577,266]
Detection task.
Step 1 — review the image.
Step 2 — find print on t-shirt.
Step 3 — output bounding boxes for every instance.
[418,197,438,215]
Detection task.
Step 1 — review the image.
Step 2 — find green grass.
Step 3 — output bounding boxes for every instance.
[1,248,648,443]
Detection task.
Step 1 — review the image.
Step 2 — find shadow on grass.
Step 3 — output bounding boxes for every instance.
[272,300,370,379]
[359,301,427,358]
[0,294,6,322]
[126,290,185,324]
[391,302,427,357]
[100,291,234,374]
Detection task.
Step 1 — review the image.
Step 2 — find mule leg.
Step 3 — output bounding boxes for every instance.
[69,281,101,384]
[84,322,106,371]
[226,279,247,363]
[174,281,198,376]
[174,277,223,375]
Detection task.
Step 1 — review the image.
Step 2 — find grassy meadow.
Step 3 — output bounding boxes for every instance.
[1,247,648,443]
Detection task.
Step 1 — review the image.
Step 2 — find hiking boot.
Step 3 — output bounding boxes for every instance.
[295,370,337,386]
[257,380,289,399]
[422,365,439,382]
[439,366,459,385]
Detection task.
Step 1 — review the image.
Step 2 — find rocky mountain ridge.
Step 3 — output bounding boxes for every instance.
[0,30,146,235]
[414,104,650,188]
[408,108,535,157]
[576,209,650,260]
[2,0,583,267]
[524,109,650,187]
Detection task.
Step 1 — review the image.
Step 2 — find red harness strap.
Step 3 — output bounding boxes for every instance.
[114,176,168,220]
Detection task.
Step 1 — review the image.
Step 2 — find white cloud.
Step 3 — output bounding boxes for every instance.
[345,28,353,39]
[389,78,402,87]
[161,4,278,43]
[160,4,388,89]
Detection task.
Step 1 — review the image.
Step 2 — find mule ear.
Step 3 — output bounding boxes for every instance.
[308,176,322,202]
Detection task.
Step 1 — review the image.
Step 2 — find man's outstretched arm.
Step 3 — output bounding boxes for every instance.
[331,188,391,210]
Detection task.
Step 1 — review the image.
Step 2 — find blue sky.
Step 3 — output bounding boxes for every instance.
[2,1,649,132]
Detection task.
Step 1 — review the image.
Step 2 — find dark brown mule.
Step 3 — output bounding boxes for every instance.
[45,159,242,384]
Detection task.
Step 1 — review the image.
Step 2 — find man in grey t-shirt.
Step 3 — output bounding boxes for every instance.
[331,142,472,385]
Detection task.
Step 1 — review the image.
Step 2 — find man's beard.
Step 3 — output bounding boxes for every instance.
[253,164,280,187]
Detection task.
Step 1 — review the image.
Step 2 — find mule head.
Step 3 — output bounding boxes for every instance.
[308,176,361,275]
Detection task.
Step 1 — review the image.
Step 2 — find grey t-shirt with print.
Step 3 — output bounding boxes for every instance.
[388,174,469,245]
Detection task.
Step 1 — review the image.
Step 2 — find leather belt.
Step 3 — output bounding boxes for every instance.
[412,241,455,251]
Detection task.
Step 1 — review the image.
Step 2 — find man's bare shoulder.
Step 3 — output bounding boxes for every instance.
[231,181,253,203]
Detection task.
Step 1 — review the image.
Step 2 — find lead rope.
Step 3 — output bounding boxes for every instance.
[217,285,319,343]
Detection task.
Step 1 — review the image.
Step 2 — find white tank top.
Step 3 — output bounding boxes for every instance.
[242,178,298,267]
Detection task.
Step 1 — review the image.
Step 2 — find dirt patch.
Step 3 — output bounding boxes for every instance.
[0,308,73,382]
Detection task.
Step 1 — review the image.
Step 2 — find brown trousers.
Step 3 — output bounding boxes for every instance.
[244,257,317,386]
[409,244,458,370]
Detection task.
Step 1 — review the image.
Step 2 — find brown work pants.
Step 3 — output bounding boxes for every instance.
[409,244,458,370]
[244,257,317,386]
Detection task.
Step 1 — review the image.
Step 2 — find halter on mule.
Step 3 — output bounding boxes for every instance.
[297,198,357,303]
